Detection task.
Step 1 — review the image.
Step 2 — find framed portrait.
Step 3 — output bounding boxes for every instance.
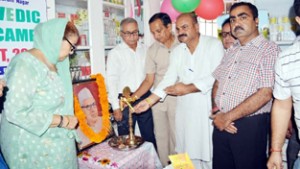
[73,74,112,151]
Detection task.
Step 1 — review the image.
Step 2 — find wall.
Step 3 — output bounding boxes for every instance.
[255,0,295,18]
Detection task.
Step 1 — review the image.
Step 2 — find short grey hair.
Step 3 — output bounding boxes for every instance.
[120,17,138,31]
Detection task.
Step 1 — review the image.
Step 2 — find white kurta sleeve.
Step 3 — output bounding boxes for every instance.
[193,40,224,94]
[153,49,180,99]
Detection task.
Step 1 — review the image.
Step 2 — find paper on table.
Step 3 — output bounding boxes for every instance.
[169,153,195,169]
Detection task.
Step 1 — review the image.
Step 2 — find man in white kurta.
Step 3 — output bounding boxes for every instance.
[106,18,156,145]
[134,13,224,169]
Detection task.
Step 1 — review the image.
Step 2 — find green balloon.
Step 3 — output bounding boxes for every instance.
[171,0,201,13]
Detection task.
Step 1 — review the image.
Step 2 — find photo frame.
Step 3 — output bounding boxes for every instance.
[73,74,112,151]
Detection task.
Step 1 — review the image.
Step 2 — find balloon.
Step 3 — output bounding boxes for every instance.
[195,0,224,20]
[160,0,181,22]
[171,0,201,13]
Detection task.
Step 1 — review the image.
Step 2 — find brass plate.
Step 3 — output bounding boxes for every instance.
[108,135,144,151]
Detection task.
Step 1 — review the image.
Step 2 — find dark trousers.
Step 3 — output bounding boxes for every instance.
[287,121,300,169]
[116,91,156,148]
[213,113,270,169]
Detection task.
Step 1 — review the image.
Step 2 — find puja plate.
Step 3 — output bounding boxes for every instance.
[108,135,144,151]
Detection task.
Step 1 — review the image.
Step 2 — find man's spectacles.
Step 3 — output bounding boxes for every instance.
[220,32,233,38]
[121,30,139,37]
[64,37,76,52]
[81,102,96,110]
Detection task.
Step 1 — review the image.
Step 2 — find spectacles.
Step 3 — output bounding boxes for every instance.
[64,37,76,52]
[121,30,139,37]
[220,32,233,38]
[81,102,96,110]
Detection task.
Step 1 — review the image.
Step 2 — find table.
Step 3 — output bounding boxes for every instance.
[78,141,163,169]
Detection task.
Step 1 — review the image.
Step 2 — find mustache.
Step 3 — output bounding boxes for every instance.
[178,34,187,38]
[234,26,244,32]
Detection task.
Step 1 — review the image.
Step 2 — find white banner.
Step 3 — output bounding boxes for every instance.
[0,0,47,77]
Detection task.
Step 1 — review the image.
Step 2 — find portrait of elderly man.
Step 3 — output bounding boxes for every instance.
[76,87,102,149]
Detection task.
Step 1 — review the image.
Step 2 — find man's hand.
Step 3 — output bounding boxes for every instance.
[164,82,188,96]
[0,80,6,97]
[133,100,150,114]
[211,112,232,131]
[113,109,123,121]
[267,152,283,169]
[224,123,238,134]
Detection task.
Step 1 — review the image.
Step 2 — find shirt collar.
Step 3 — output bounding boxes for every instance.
[120,41,142,50]
[233,34,266,49]
[156,34,179,49]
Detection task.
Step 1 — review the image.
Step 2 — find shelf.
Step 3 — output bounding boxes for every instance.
[275,41,294,45]
[103,1,125,9]
[56,0,87,8]
[76,46,90,50]
[105,46,115,50]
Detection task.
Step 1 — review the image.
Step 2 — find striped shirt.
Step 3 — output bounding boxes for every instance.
[213,35,280,115]
[273,39,300,132]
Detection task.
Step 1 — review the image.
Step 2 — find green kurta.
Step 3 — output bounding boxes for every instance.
[0,19,78,169]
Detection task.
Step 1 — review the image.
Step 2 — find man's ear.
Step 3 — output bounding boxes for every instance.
[295,16,300,25]
[167,23,172,31]
[255,18,259,27]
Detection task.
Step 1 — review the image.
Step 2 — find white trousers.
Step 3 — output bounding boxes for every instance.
[191,159,212,169]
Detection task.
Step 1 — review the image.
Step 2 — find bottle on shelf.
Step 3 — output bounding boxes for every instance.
[269,15,296,42]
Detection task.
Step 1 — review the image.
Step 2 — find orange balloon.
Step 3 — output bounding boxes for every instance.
[195,0,224,20]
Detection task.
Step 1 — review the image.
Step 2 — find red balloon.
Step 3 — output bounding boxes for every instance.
[195,0,224,20]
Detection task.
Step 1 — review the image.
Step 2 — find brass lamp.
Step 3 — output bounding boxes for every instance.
[120,86,138,146]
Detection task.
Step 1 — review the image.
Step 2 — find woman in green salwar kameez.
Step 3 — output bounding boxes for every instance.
[0,19,79,169]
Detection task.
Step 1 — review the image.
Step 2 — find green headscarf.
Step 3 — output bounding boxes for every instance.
[33,18,74,116]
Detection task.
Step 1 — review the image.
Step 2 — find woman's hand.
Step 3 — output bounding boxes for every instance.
[50,114,78,129]
[63,115,78,129]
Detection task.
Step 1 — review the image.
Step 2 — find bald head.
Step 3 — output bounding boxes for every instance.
[177,12,198,24]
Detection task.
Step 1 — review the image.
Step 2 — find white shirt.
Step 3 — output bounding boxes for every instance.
[273,39,300,138]
[106,42,146,110]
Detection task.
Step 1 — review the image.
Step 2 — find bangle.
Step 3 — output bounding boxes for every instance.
[270,148,282,153]
[145,97,153,106]
[65,116,70,127]
[57,115,63,128]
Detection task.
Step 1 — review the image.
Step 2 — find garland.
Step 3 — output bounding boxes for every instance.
[74,74,111,143]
